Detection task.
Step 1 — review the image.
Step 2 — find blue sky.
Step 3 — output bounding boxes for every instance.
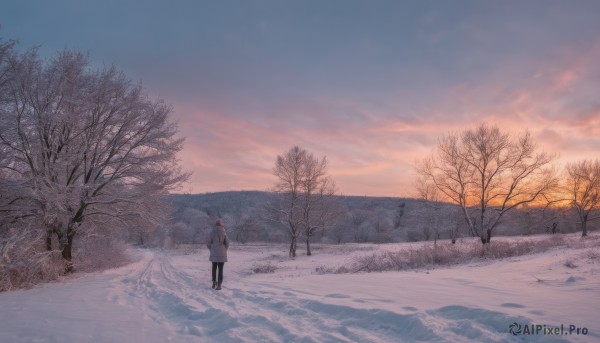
[2,1,600,196]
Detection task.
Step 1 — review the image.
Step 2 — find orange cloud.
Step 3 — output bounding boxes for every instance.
[172,39,600,197]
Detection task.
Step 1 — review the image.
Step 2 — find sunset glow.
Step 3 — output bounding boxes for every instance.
[2,1,599,196]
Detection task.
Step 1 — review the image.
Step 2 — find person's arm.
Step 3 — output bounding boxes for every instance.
[224,233,230,249]
[206,231,212,250]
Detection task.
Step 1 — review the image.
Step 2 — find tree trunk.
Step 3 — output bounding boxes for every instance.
[289,236,297,257]
[306,238,312,256]
[486,229,492,244]
[45,230,53,251]
[61,240,73,273]
[582,219,588,237]
[60,224,75,273]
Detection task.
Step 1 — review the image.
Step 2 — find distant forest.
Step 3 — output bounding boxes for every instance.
[160,191,588,247]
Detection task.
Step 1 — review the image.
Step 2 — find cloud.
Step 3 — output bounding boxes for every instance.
[4,1,591,196]
[173,33,600,196]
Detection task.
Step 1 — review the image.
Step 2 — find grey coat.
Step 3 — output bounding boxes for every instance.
[207,226,229,262]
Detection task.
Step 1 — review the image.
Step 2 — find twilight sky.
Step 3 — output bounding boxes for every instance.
[1,1,600,196]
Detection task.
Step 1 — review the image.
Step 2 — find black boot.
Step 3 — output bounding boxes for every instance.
[216,282,222,290]
[212,281,216,289]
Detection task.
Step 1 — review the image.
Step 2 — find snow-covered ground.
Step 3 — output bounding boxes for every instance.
[0,234,598,343]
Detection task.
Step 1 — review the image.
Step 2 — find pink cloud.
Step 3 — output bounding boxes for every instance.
[171,39,600,197]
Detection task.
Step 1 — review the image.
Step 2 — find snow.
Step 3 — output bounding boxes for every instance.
[0,235,598,343]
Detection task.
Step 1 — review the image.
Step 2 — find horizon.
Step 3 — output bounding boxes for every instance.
[172,189,411,199]
[170,191,565,210]
[1,1,599,197]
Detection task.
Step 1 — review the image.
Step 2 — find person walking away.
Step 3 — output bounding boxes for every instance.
[207,219,229,290]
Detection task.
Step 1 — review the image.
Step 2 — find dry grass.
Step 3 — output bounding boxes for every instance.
[335,234,586,274]
[252,262,277,274]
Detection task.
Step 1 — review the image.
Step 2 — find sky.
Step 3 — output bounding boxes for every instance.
[1,0,599,197]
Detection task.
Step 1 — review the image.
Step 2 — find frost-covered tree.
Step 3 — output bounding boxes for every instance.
[270,146,339,257]
[0,46,188,271]
[298,151,339,255]
[416,123,556,244]
[269,146,304,257]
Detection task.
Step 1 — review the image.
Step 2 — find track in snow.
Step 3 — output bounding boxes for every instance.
[114,250,576,343]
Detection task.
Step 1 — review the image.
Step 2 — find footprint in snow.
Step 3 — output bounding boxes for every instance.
[566,276,577,283]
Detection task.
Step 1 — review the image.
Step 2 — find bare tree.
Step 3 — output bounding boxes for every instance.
[271,146,305,257]
[299,156,339,255]
[0,48,188,271]
[416,123,556,244]
[270,146,339,257]
[564,159,600,237]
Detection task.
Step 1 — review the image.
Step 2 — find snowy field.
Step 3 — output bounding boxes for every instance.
[0,234,598,343]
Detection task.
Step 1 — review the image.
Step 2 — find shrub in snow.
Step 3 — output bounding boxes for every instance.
[315,265,335,274]
[566,234,600,249]
[252,262,277,274]
[336,236,574,274]
[481,236,566,259]
[73,235,131,273]
[586,249,599,260]
[343,243,470,273]
[0,223,131,292]
[0,226,67,292]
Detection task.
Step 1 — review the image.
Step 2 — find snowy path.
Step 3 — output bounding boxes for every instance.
[0,241,599,342]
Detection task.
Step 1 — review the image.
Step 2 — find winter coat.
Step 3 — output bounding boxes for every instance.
[207,226,229,262]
